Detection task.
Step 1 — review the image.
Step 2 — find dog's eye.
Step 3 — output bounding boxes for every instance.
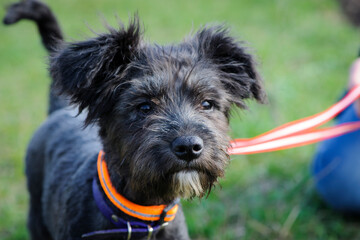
[138,103,152,114]
[201,100,213,111]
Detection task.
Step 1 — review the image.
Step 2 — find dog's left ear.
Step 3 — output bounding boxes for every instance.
[50,17,141,124]
[195,26,266,107]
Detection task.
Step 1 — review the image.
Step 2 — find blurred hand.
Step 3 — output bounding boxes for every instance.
[348,58,360,117]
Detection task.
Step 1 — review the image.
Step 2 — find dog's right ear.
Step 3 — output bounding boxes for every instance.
[50,17,141,124]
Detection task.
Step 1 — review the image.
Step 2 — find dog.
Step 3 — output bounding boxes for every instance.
[4,0,265,239]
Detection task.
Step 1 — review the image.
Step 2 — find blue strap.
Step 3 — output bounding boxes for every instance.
[82,177,166,239]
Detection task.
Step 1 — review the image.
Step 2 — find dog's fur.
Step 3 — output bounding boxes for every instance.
[4,0,265,239]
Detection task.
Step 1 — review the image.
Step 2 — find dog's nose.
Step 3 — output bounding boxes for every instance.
[171,136,204,161]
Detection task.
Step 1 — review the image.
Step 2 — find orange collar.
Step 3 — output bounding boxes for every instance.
[97,150,179,222]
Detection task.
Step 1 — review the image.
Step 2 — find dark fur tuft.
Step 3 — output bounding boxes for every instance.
[50,16,142,125]
[195,26,266,107]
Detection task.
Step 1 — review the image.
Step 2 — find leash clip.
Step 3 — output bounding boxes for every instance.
[127,222,132,240]
[147,225,153,240]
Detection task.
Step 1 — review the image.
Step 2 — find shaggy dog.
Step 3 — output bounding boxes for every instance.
[4,0,265,239]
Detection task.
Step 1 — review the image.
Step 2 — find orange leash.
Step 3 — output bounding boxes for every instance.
[229,85,360,155]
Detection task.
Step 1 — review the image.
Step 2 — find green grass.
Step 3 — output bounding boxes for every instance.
[1,0,360,239]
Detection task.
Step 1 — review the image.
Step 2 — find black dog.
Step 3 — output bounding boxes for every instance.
[4,0,265,239]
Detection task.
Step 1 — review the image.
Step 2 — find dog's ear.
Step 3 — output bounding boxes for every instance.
[50,18,141,124]
[195,26,266,108]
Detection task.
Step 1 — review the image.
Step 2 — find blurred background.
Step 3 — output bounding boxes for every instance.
[1,0,360,239]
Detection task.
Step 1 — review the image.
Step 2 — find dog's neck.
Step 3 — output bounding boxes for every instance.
[103,150,174,206]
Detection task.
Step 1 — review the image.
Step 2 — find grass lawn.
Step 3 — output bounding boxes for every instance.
[1,0,360,239]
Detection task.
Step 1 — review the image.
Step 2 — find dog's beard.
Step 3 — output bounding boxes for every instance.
[124,146,228,201]
[117,127,230,202]
[171,171,207,199]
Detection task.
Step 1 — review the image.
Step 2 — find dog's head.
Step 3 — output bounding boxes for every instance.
[51,18,265,203]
